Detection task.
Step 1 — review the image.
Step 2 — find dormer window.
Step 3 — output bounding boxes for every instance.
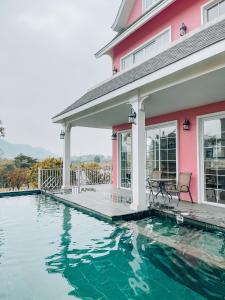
[203,0,225,23]
[143,0,162,13]
[121,28,170,71]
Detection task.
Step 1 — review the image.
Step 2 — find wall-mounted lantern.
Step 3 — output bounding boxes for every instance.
[112,67,118,75]
[111,131,117,140]
[183,119,190,131]
[60,130,65,139]
[180,23,187,36]
[128,108,136,124]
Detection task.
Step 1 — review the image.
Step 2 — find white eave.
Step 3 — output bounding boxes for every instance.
[111,0,135,32]
[95,0,176,58]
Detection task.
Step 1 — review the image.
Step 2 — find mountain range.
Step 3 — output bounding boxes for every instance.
[0,139,55,160]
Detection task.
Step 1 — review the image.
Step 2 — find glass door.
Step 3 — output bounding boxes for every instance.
[119,132,132,189]
[202,116,225,205]
[146,123,177,180]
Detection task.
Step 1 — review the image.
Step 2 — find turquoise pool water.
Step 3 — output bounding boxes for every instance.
[0,195,225,300]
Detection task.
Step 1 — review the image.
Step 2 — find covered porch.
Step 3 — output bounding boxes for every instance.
[52,17,225,212]
[43,184,225,232]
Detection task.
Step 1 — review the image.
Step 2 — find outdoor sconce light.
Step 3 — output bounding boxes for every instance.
[112,67,118,75]
[180,23,187,36]
[183,119,190,131]
[128,108,136,124]
[60,130,65,139]
[111,131,117,141]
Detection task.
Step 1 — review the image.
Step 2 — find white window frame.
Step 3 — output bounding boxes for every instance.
[197,111,225,207]
[142,0,162,13]
[201,0,225,24]
[118,130,133,190]
[145,120,179,183]
[120,26,171,71]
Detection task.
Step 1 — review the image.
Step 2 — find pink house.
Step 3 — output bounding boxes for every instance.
[53,0,225,210]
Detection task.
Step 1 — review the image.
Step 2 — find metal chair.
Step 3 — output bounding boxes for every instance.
[147,170,162,202]
[165,172,193,204]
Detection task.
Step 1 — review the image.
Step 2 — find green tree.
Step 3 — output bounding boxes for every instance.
[30,157,63,188]
[94,155,101,163]
[0,120,5,138]
[14,154,38,169]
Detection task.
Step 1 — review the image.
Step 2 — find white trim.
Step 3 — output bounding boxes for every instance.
[201,0,225,25]
[112,0,135,32]
[95,0,176,58]
[53,21,225,123]
[197,110,225,207]
[120,26,172,71]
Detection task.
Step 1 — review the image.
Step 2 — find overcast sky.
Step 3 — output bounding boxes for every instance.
[0,0,121,156]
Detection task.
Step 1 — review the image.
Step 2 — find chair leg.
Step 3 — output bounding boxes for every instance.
[177,192,181,206]
[188,188,193,204]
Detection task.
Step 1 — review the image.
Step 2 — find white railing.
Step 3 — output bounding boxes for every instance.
[38,167,112,192]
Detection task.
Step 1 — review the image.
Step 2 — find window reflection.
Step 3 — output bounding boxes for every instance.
[204,117,225,204]
[120,132,132,188]
[146,125,177,180]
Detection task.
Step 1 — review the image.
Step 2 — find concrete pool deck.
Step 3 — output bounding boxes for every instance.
[43,185,225,232]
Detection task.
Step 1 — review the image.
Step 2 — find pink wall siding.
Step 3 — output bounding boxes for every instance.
[113,0,208,71]
[128,0,142,25]
[112,100,225,203]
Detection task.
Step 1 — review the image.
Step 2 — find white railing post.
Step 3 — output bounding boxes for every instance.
[77,166,81,193]
[38,168,41,189]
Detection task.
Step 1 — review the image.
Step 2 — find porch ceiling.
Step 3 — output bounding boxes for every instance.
[69,66,225,129]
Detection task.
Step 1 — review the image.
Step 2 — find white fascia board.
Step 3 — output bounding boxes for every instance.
[52,38,225,124]
[112,0,135,32]
[95,0,176,58]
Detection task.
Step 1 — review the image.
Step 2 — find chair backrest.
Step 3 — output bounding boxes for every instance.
[151,170,162,180]
[178,172,192,192]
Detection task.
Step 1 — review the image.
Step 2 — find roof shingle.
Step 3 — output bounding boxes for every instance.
[54,19,225,119]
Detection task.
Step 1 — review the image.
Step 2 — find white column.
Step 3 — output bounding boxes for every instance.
[62,124,71,189]
[130,100,147,211]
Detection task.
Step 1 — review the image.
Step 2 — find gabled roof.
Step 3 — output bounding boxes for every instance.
[95,0,176,58]
[112,0,135,32]
[53,18,225,122]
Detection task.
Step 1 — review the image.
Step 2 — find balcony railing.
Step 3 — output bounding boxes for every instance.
[38,167,112,192]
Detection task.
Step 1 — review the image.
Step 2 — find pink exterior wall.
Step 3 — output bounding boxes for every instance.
[112,0,208,71]
[128,0,142,25]
[112,100,225,203]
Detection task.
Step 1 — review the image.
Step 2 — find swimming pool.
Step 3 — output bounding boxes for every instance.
[0,194,224,299]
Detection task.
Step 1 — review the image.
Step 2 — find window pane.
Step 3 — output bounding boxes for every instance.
[161,150,167,160]
[207,4,218,22]
[146,124,177,181]
[143,0,161,12]
[121,55,133,70]
[220,0,225,14]
[134,48,145,64]
[155,30,170,51]
[120,132,132,188]
[145,42,156,58]
[168,149,176,160]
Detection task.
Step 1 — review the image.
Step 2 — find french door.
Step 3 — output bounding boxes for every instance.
[119,131,132,189]
[200,114,225,205]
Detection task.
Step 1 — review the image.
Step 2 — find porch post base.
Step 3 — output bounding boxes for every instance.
[61,185,71,190]
[130,201,148,212]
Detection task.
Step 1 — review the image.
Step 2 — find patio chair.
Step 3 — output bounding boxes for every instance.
[146,170,162,202]
[165,172,193,205]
